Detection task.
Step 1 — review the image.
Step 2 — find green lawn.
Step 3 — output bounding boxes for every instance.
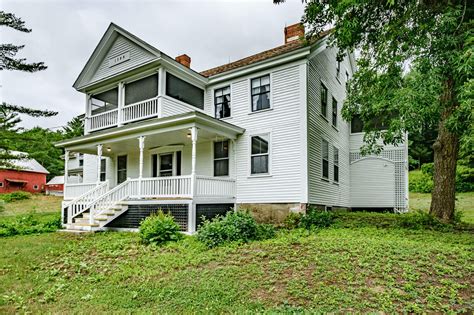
[0,194,62,217]
[410,192,474,223]
[1,216,473,313]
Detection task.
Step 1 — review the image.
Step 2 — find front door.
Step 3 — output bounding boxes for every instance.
[159,153,173,177]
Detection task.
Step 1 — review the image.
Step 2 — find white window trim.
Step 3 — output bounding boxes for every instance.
[249,73,273,114]
[212,140,230,177]
[248,132,272,177]
[321,138,329,181]
[213,85,232,120]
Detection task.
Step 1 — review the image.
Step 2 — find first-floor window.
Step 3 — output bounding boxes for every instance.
[332,97,338,127]
[333,147,339,183]
[100,158,107,182]
[0,181,3,187]
[322,139,329,179]
[251,134,269,174]
[214,140,229,176]
[117,155,127,184]
[33,185,39,190]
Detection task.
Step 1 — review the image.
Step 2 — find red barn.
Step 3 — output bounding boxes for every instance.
[45,176,65,196]
[0,151,49,194]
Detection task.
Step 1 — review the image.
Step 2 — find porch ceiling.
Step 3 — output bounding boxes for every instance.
[55,111,245,155]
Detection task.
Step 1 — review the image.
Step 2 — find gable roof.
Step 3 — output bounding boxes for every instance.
[200,30,332,78]
[73,23,163,90]
[1,151,49,174]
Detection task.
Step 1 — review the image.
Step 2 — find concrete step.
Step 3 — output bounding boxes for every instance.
[58,229,92,234]
[71,223,100,227]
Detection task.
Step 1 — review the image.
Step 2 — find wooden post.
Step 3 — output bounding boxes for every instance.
[157,68,165,118]
[85,94,91,135]
[118,82,124,126]
[189,126,198,233]
[64,150,69,198]
[138,136,145,198]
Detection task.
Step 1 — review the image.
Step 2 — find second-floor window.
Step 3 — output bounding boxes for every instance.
[322,139,329,179]
[214,141,229,176]
[214,86,231,119]
[251,75,270,112]
[332,97,338,127]
[321,83,328,118]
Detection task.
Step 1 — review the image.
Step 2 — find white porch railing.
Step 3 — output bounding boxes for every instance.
[196,175,236,197]
[64,182,98,200]
[65,181,109,223]
[89,180,131,221]
[121,97,159,124]
[88,109,118,131]
[129,176,192,198]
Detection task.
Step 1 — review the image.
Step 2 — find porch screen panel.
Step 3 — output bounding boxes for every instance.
[166,73,204,109]
[125,74,158,105]
[91,88,118,115]
[117,155,127,184]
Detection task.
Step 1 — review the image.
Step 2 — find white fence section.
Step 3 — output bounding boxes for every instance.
[196,175,236,198]
[121,97,159,124]
[129,176,192,198]
[88,109,118,131]
[65,181,109,223]
[64,182,98,200]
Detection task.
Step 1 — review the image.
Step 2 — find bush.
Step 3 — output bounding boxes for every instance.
[299,208,335,229]
[398,210,451,231]
[196,211,275,248]
[410,163,474,193]
[456,165,474,192]
[0,213,61,237]
[283,212,302,229]
[0,191,32,203]
[409,170,433,193]
[139,210,182,245]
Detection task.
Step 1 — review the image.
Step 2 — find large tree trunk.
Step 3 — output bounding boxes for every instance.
[429,78,459,222]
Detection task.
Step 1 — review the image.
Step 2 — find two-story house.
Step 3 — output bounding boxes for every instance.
[57,23,408,232]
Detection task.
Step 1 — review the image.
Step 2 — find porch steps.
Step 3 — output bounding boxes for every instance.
[64,204,128,232]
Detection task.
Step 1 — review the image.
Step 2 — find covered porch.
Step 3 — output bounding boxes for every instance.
[56,112,244,232]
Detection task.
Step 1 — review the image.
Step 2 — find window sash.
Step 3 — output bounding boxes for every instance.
[332,97,338,127]
[215,87,231,119]
[250,135,269,174]
[333,147,339,182]
[251,75,271,112]
[322,140,329,179]
[214,141,229,176]
[321,83,328,117]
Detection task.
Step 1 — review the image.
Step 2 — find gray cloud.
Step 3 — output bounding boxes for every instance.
[0,0,304,129]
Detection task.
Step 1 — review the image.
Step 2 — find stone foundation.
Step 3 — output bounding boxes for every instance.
[237,203,307,224]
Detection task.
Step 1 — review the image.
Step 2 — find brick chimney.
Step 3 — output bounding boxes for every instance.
[284,23,305,44]
[175,54,191,68]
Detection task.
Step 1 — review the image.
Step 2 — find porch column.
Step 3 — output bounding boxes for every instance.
[85,94,91,135]
[157,68,165,118]
[64,150,69,199]
[189,126,198,233]
[138,136,145,197]
[96,144,103,184]
[117,82,125,127]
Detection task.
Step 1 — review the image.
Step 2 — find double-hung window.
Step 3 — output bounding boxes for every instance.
[332,97,338,127]
[214,141,229,176]
[214,86,231,119]
[336,60,341,79]
[321,83,328,118]
[322,139,329,179]
[333,147,339,183]
[251,75,270,112]
[117,155,127,184]
[100,158,106,182]
[251,135,269,174]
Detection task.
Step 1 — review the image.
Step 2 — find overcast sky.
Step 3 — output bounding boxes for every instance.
[1,0,304,130]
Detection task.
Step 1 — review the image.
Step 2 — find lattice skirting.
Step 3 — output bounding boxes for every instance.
[196,204,234,229]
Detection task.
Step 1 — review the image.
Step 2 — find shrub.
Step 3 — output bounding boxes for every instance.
[409,170,433,193]
[0,191,32,203]
[299,208,335,229]
[196,210,275,248]
[456,165,474,192]
[410,163,474,193]
[139,210,182,245]
[283,212,302,230]
[398,210,451,231]
[0,213,61,237]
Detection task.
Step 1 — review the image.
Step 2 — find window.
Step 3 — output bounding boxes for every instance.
[152,154,158,177]
[100,158,106,182]
[322,139,329,179]
[345,71,350,90]
[125,74,158,105]
[117,155,127,184]
[333,147,339,183]
[214,86,231,119]
[351,115,364,133]
[251,135,269,174]
[251,75,270,112]
[90,88,118,115]
[321,83,328,118]
[166,73,204,109]
[78,153,84,167]
[332,97,338,127]
[214,141,229,176]
[33,185,39,190]
[336,60,341,79]
[0,182,3,187]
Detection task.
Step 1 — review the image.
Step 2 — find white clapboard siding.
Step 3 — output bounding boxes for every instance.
[90,35,155,84]
[350,158,395,207]
[205,62,307,203]
[307,47,353,207]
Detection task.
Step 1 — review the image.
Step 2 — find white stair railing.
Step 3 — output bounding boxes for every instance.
[65,181,109,224]
[88,179,132,224]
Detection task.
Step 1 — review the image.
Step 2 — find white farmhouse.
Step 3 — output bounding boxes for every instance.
[57,23,408,232]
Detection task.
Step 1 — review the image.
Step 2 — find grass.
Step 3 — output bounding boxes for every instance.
[410,192,474,224]
[0,214,473,313]
[0,194,62,217]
